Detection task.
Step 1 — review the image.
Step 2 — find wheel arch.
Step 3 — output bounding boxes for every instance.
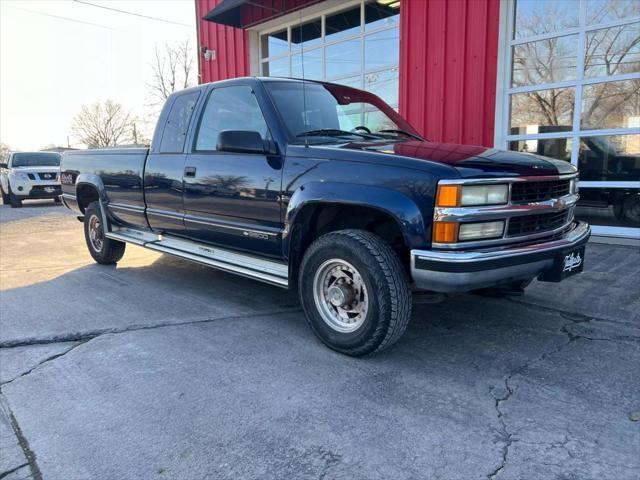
[75,174,106,213]
[284,182,429,284]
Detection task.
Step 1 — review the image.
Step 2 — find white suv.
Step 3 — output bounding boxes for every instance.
[0,151,62,208]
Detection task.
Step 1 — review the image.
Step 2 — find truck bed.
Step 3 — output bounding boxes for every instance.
[61,147,149,227]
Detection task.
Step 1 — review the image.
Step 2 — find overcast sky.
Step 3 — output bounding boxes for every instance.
[0,0,197,150]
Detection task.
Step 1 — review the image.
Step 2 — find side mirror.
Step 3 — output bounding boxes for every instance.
[217,130,266,154]
[0,163,7,169]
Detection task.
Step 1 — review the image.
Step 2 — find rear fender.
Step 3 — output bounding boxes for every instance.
[75,174,109,230]
[75,173,106,201]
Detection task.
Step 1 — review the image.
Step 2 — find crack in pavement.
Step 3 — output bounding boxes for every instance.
[0,396,42,480]
[0,463,28,479]
[0,307,302,349]
[486,313,596,479]
[507,296,636,327]
[0,341,88,387]
[0,307,301,480]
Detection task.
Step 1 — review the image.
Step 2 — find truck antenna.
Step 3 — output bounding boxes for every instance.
[299,11,309,148]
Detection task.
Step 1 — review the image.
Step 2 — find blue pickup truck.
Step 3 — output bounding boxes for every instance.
[60,77,590,355]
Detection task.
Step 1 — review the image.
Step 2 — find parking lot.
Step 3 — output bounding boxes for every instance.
[1,201,639,480]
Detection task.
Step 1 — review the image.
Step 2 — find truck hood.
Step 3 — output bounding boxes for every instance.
[305,139,576,178]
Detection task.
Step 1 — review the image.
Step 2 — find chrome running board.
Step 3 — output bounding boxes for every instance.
[105,227,289,288]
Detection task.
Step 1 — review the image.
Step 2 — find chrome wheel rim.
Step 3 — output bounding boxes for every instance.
[312,259,368,333]
[88,215,104,252]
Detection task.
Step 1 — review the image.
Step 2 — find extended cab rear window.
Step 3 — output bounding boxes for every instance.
[12,153,61,167]
[159,91,200,153]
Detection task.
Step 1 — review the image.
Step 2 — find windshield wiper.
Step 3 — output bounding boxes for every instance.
[378,129,423,141]
[296,129,371,139]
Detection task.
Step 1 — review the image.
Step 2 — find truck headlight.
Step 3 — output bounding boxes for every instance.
[11,172,29,181]
[436,184,509,207]
[458,221,505,241]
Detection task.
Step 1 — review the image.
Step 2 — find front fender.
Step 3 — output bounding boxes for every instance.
[285,181,429,251]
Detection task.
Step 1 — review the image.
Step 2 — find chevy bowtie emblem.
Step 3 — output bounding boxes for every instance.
[553,198,566,209]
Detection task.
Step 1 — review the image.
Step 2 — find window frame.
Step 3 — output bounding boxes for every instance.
[158,91,201,154]
[191,85,273,155]
[494,0,640,238]
[254,0,401,110]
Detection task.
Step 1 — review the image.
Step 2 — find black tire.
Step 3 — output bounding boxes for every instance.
[299,229,412,356]
[54,196,61,203]
[84,201,126,264]
[0,185,9,205]
[8,187,21,208]
[622,194,640,223]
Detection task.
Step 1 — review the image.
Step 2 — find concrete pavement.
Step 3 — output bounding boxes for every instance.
[1,202,639,480]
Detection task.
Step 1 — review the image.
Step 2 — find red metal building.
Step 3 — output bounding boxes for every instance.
[195,0,640,239]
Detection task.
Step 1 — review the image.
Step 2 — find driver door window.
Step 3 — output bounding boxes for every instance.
[195,86,270,151]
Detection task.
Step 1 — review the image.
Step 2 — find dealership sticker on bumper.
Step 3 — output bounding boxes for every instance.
[539,246,585,282]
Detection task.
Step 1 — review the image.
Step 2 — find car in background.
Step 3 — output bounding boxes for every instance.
[0,151,62,208]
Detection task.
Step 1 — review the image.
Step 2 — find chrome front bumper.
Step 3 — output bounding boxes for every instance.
[411,221,591,292]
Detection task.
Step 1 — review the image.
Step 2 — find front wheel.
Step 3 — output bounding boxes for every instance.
[8,187,21,208]
[299,229,412,356]
[83,202,126,264]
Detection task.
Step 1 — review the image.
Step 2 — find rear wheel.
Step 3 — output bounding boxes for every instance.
[299,229,412,356]
[84,201,125,264]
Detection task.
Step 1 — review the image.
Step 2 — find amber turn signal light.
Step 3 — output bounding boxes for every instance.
[433,221,458,243]
[436,185,460,207]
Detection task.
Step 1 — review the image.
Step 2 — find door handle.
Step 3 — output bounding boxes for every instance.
[184,166,196,177]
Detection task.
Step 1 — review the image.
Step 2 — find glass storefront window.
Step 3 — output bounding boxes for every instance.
[578,134,640,181]
[575,187,640,227]
[510,87,575,135]
[291,49,323,80]
[584,23,640,78]
[512,35,578,87]
[514,0,579,39]
[259,1,400,117]
[261,29,288,59]
[326,6,361,42]
[333,75,362,89]
[586,0,640,25]
[365,68,399,107]
[262,57,289,77]
[509,138,573,162]
[505,0,640,237]
[364,28,399,70]
[326,39,362,78]
[364,0,400,31]
[581,79,640,130]
[290,18,321,50]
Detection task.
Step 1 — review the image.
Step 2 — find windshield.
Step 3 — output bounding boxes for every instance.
[264,81,421,143]
[12,152,61,167]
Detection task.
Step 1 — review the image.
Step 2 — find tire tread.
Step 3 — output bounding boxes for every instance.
[300,229,412,356]
[84,202,126,264]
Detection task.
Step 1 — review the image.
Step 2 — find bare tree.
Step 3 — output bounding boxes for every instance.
[0,143,11,162]
[71,100,135,148]
[148,39,195,105]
